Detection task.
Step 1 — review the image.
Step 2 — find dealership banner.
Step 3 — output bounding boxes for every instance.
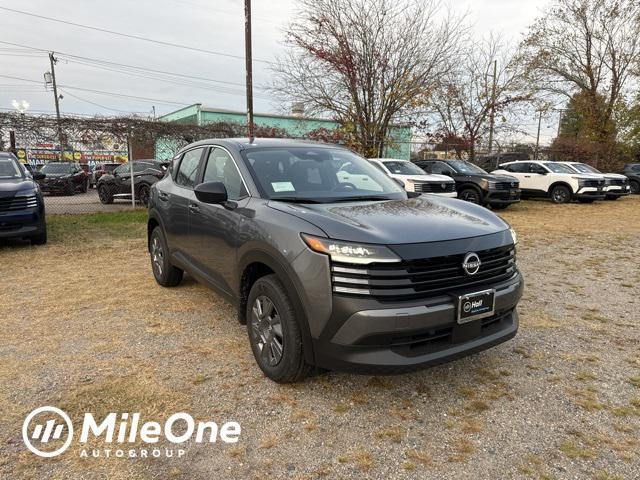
[16,148,128,166]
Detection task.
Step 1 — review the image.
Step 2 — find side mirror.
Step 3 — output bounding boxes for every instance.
[195,181,228,204]
[33,172,46,181]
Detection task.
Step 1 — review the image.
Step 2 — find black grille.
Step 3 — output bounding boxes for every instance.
[581,180,605,188]
[414,182,457,193]
[0,194,38,212]
[494,181,518,190]
[606,178,627,186]
[331,245,516,301]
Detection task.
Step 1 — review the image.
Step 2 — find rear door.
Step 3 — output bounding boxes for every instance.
[501,163,532,190]
[526,163,553,192]
[188,146,249,294]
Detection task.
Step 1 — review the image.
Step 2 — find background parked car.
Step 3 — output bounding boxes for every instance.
[37,161,89,195]
[91,162,121,188]
[0,152,47,245]
[368,158,457,196]
[493,160,606,204]
[97,160,168,206]
[562,162,631,200]
[621,163,640,194]
[416,159,520,209]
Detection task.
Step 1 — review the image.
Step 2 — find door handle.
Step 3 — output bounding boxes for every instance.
[189,203,200,214]
[524,175,531,178]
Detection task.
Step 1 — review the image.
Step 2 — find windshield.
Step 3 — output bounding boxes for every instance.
[447,160,487,175]
[41,163,73,174]
[545,162,575,174]
[382,161,426,176]
[571,163,600,174]
[0,157,23,179]
[242,147,406,202]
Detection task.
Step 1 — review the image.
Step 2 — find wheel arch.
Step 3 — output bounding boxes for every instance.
[548,181,574,197]
[238,250,316,365]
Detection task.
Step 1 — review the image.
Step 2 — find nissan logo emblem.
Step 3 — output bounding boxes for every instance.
[462,252,481,275]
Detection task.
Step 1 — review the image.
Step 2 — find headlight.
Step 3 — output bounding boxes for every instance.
[509,228,518,245]
[486,181,498,189]
[301,234,401,264]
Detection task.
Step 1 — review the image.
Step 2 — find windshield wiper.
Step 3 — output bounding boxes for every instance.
[271,197,324,204]
[331,195,391,202]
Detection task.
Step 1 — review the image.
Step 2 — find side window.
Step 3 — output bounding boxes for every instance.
[430,162,451,175]
[202,147,247,200]
[133,162,149,173]
[175,148,204,188]
[114,164,128,175]
[529,163,547,174]
[506,163,529,173]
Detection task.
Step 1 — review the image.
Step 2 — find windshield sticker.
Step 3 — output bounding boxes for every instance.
[271,182,295,192]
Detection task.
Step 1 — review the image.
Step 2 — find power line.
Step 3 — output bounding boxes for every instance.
[58,89,149,115]
[0,6,272,63]
[0,39,270,95]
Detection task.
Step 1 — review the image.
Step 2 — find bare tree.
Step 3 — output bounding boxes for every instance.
[521,0,640,160]
[427,36,533,160]
[271,0,465,157]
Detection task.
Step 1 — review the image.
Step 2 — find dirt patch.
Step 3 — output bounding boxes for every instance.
[1,197,639,479]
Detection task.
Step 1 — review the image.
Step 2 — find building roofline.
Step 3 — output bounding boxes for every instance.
[198,106,334,123]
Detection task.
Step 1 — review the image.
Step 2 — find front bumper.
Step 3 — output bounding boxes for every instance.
[604,185,631,197]
[576,187,605,200]
[312,271,523,373]
[0,208,45,239]
[486,188,521,206]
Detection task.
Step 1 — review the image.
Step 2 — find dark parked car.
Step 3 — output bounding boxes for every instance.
[91,162,121,188]
[622,163,640,194]
[0,152,47,244]
[97,160,167,206]
[416,159,521,209]
[38,162,89,195]
[147,139,523,382]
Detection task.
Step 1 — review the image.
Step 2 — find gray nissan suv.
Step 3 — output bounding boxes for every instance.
[148,139,523,382]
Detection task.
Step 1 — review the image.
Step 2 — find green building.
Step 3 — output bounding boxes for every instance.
[158,104,411,159]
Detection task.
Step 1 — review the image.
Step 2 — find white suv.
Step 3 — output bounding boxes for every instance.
[368,158,457,197]
[492,160,606,204]
[561,162,631,200]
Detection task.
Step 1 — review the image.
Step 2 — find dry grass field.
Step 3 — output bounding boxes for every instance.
[0,197,639,480]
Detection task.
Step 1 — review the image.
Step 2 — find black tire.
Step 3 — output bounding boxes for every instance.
[630,180,640,195]
[246,274,311,383]
[459,187,482,204]
[30,229,47,245]
[149,226,183,287]
[98,184,114,204]
[550,185,572,204]
[491,204,510,210]
[65,180,75,196]
[138,184,151,207]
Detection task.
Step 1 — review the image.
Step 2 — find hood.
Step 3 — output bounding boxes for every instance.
[392,174,454,183]
[457,172,518,183]
[0,178,38,197]
[42,173,71,179]
[603,173,628,180]
[269,195,509,244]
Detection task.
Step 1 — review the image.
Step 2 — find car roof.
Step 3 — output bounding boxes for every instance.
[178,137,348,154]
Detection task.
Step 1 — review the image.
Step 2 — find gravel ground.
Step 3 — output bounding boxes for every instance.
[0,196,638,480]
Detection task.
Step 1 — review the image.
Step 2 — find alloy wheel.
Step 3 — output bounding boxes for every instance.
[151,235,164,277]
[552,188,569,203]
[250,295,284,367]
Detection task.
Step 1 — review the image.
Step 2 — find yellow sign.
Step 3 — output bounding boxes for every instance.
[73,152,82,160]
[17,149,26,159]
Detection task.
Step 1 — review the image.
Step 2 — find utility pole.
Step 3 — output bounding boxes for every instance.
[534,110,543,160]
[244,0,254,142]
[487,59,497,153]
[556,109,565,137]
[48,52,64,160]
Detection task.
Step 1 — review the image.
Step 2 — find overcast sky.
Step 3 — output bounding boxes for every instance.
[0,0,559,144]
